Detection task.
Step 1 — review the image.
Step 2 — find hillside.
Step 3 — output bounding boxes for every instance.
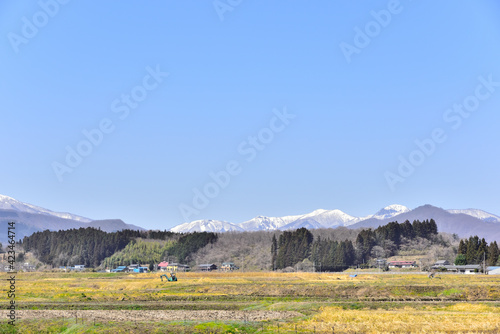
[349,205,500,242]
[0,195,145,243]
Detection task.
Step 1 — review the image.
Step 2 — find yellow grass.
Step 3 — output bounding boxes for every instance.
[2,271,500,333]
[283,303,500,333]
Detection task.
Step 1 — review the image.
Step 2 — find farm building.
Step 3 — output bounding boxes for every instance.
[221,262,239,271]
[166,263,190,272]
[158,261,169,271]
[388,261,417,268]
[488,266,500,275]
[111,266,127,272]
[127,264,140,272]
[198,264,217,271]
[440,265,481,274]
[432,260,450,268]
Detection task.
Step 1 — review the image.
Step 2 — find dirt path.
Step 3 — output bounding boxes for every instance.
[1,310,302,322]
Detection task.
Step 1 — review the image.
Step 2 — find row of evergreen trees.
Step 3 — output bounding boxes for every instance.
[272,220,439,271]
[356,219,438,262]
[22,228,217,268]
[455,236,499,266]
[22,228,132,267]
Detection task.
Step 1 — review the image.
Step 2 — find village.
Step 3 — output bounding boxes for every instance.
[6,259,495,276]
[43,261,240,274]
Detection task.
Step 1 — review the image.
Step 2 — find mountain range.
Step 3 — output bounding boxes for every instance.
[170,204,500,242]
[1,194,499,244]
[0,195,144,244]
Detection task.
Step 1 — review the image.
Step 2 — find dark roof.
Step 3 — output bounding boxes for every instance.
[442,265,481,270]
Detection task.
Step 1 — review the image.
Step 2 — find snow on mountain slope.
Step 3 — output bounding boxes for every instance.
[168,204,500,237]
[170,220,244,233]
[238,209,356,231]
[447,209,500,224]
[169,205,413,233]
[372,204,410,220]
[280,218,324,231]
[238,215,302,231]
[0,194,92,223]
[309,209,356,228]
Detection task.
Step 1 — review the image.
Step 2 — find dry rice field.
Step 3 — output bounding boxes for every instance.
[1,271,499,333]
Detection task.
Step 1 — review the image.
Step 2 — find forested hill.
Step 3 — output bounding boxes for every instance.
[21,228,217,268]
[272,219,439,271]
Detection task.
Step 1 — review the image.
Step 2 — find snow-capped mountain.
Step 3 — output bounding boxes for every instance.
[0,194,145,243]
[238,214,303,231]
[170,220,244,233]
[349,204,500,242]
[0,194,91,223]
[447,209,500,224]
[291,209,356,229]
[170,205,410,233]
[372,204,410,220]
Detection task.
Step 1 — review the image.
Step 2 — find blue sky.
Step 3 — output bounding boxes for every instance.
[1,1,500,230]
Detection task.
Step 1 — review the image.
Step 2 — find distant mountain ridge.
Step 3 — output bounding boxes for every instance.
[0,194,91,223]
[171,205,411,233]
[0,194,144,243]
[170,204,500,242]
[2,194,499,244]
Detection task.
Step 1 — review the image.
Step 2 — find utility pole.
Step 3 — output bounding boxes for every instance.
[484,252,487,275]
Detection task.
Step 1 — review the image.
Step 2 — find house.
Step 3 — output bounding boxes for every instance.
[441,265,481,274]
[166,263,190,272]
[433,260,450,268]
[158,261,169,271]
[74,265,85,270]
[388,261,416,268]
[221,262,239,271]
[133,267,145,273]
[127,264,140,272]
[198,264,217,272]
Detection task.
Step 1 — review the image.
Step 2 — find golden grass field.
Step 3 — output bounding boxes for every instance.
[1,271,500,333]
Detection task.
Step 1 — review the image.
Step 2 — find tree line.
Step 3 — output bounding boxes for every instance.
[455,236,499,266]
[272,219,439,271]
[22,228,217,268]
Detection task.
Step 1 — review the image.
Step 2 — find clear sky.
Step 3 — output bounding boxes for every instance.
[1,1,500,230]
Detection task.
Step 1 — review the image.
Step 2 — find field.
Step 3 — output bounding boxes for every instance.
[1,271,500,333]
